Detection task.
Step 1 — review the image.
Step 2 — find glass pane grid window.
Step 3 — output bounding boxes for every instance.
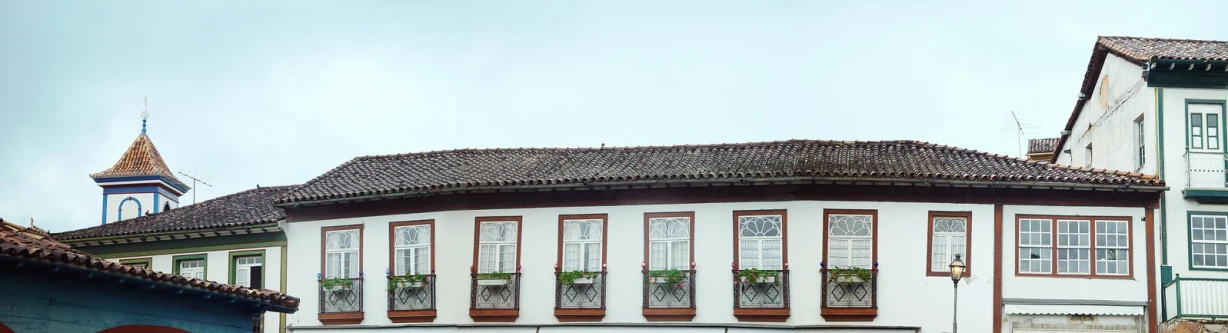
[394,225,431,276]
[562,219,604,272]
[1190,104,1222,151]
[930,216,967,272]
[1018,219,1052,274]
[1192,215,1228,268]
[1019,217,1131,276]
[1057,220,1091,274]
[1134,117,1145,169]
[827,214,873,269]
[235,256,262,287]
[478,221,517,274]
[649,217,690,270]
[325,229,360,279]
[179,260,205,279]
[738,215,783,270]
[1095,220,1129,275]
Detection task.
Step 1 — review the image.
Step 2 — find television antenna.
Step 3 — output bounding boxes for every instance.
[177,170,213,205]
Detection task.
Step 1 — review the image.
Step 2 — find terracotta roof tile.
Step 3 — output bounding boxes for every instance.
[91,134,189,191]
[1099,36,1228,62]
[54,185,297,241]
[1027,138,1059,154]
[276,140,1165,205]
[0,218,298,311]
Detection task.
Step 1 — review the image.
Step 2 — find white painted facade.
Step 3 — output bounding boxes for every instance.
[283,199,1153,332]
[108,245,285,332]
[1055,53,1156,173]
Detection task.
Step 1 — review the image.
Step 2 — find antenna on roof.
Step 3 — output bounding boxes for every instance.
[1010,111,1024,157]
[177,170,213,205]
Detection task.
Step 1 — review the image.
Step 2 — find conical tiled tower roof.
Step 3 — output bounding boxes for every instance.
[91,133,190,192]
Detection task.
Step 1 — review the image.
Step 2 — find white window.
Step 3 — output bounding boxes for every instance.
[325,229,360,279]
[738,214,783,270]
[478,221,517,274]
[1057,220,1090,274]
[1134,116,1146,169]
[394,224,431,276]
[1018,218,1052,274]
[827,214,873,269]
[179,260,205,279]
[1084,144,1093,167]
[1190,103,1223,151]
[648,216,690,270]
[1192,215,1228,268]
[128,262,148,270]
[930,215,968,273]
[235,256,263,287]
[562,219,603,272]
[1096,220,1129,275]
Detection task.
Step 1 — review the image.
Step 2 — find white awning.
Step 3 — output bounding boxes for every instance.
[1004,304,1144,316]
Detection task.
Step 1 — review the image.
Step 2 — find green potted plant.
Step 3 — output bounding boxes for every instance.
[476,272,512,286]
[828,266,872,285]
[387,271,431,292]
[646,269,686,284]
[558,270,599,285]
[321,277,354,291]
[737,268,779,284]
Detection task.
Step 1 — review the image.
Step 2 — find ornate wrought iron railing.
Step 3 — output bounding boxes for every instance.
[555,271,607,309]
[643,270,695,309]
[732,269,789,309]
[387,274,435,311]
[470,273,521,310]
[820,268,878,309]
[318,278,364,314]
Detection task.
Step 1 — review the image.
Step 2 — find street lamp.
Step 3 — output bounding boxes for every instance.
[949,254,966,333]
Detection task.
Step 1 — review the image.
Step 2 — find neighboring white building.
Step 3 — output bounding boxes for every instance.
[274,140,1164,333]
[1051,36,1228,333]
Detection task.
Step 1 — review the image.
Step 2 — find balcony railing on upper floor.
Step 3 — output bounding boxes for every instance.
[1186,151,1228,189]
[388,274,435,311]
[470,272,521,310]
[643,270,696,309]
[555,271,607,309]
[319,277,364,314]
[1163,275,1228,321]
[732,269,789,309]
[820,268,878,309]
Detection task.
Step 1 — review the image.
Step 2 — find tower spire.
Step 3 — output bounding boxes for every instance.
[141,95,149,135]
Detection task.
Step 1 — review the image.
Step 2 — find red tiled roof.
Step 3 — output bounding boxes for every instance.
[91,134,189,191]
[1099,36,1228,62]
[1027,138,1059,154]
[276,139,1165,205]
[0,219,299,312]
[54,185,298,241]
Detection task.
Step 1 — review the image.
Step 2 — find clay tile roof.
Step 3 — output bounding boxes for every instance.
[54,185,298,241]
[0,218,299,312]
[1099,36,1228,62]
[1027,138,1060,154]
[91,134,190,191]
[275,140,1165,205]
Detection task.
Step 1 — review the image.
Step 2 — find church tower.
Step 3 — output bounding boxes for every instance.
[91,108,190,225]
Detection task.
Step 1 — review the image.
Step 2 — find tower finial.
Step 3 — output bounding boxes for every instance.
[141,95,149,135]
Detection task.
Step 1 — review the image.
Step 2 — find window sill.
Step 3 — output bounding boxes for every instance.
[318,312,364,325]
[732,308,789,322]
[821,307,877,321]
[387,310,436,323]
[554,308,605,322]
[643,308,695,321]
[1014,273,1134,280]
[469,309,518,322]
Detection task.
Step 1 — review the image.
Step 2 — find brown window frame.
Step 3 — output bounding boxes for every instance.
[388,220,435,275]
[822,209,879,268]
[926,211,972,277]
[472,216,524,273]
[1014,215,1134,279]
[732,209,789,270]
[320,224,365,279]
[643,212,696,270]
[556,214,609,272]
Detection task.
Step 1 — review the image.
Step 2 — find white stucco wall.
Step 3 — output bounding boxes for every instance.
[283,200,1152,332]
[109,245,285,333]
[1056,53,1155,174]
[1157,87,1228,282]
[104,192,156,223]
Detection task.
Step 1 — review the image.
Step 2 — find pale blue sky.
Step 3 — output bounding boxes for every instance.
[2,0,1226,232]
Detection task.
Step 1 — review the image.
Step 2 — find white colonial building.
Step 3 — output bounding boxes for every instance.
[1049,36,1228,333]
[275,140,1164,333]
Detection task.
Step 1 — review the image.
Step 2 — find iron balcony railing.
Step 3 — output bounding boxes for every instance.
[387,274,435,311]
[643,270,696,309]
[1185,151,1228,188]
[1163,275,1228,320]
[555,271,607,309]
[470,273,521,310]
[732,269,789,309]
[820,268,878,309]
[318,277,364,314]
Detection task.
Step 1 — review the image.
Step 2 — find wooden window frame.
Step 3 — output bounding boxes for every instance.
[318,224,365,325]
[926,211,972,277]
[1186,100,1227,152]
[227,249,266,287]
[642,212,696,321]
[1013,215,1134,279]
[388,220,436,323]
[470,216,523,322]
[731,209,789,322]
[171,253,207,279]
[554,214,609,322]
[822,209,879,268]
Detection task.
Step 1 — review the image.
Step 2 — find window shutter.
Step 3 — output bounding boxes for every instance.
[250,266,263,289]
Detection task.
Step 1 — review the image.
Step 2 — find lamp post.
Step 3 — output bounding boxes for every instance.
[949,254,966,333]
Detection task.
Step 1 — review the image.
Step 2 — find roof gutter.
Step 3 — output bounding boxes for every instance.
[276,178,1168,208]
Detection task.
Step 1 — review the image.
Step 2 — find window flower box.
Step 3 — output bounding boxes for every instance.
[739,276,775,284]
[477,278,510,286]
[570,277,595,285]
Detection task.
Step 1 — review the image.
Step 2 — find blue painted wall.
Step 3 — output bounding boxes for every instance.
[0,267,254,333]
